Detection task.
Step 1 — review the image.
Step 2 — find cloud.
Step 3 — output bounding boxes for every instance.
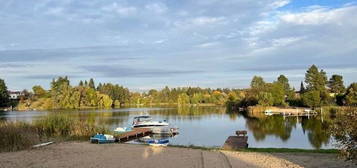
[1,0,357,89]
[0,46,142,63]
[145,3,167,14]
[235,63,357,72]
[23,74,83,80]
[279,6,354,25]
[270,0,291,9]
[81,65,203,78]
[195,42,220,48]
[174,16,226,29]
[101,2,137,16]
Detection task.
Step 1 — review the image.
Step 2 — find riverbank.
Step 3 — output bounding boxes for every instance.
[0,142,354,168]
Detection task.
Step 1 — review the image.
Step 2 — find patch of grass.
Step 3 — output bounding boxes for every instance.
[35,114,109,140]
[168,145,338,154]
[236,148,338,153]
[168,144,219,151]
[0,114,109,152]
[0,122,40,152]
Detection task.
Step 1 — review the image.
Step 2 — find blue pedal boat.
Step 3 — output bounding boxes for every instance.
[90,134,115,144]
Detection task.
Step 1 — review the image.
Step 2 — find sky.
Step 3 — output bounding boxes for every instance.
[1,0,357,91]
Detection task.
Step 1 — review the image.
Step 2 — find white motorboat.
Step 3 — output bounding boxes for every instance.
[132,115,169,128]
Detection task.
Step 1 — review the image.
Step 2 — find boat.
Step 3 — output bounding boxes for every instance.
[132,115,169,128]
[90,134,115,144]
[147,139,169,147]
[264,110,273,116]
[114,127,132,133]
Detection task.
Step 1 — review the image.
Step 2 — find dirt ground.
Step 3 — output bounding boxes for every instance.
[0,142,355,168]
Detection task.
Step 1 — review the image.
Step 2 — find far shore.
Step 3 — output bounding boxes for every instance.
[0,142,354,168]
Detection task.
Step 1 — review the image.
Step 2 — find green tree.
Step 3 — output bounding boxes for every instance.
[277,75,290,93]
[79,80,84,86]
[328,74,345,94]
[305,65,328,91]
[302,90,321,108]
[0,79,9,107]
[345,83,357,106]
[88,78,95,89]
[270,82,287,106]
[300,81,306,93]
[250,76,265,90]
[304,65,329,105]
[257,92,274,106]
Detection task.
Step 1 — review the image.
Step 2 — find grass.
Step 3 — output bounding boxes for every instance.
[0,122,40,152]
[35,114,109,139]
[236,148,338,153]
[168,144,338,153]
[168,144,219,151]
[0,114,109,152]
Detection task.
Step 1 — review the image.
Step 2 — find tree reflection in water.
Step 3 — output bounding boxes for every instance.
[237,110,331,149]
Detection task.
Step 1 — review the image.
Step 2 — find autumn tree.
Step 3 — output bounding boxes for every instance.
[32,85,48,98]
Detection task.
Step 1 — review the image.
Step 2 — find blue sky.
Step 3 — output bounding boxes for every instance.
[1,0,357,91]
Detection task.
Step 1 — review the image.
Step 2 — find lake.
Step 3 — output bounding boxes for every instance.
[0,106,335,149]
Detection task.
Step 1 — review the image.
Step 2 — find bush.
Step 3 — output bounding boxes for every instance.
[330,109,357,161]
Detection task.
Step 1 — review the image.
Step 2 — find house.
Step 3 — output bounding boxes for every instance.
[8,91,23,100]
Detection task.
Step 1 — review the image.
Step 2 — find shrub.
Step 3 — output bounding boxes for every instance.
[330,109,357,161]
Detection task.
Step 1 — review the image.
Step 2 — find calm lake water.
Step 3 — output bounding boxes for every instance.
[0,106,335,149]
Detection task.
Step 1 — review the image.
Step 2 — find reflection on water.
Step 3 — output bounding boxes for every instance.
[0,106,336,149]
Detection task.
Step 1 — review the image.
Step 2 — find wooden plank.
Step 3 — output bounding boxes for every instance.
[115,128,152,142]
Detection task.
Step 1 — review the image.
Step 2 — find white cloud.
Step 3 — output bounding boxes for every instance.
[154,39,166,44]
[102,2,137,16]
[145,3,168,14]
[270,0,291,9]
[271,36,305,47]
[279,6,356,25]
[192,16,226,25]
[195,42,220,48]
[174,16,226,29]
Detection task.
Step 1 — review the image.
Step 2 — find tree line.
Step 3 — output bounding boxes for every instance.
[1,64,357,110]
[228,65,357,108]
[1,77,234,110]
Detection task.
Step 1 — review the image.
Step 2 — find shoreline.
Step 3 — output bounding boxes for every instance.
[0,142,354,168]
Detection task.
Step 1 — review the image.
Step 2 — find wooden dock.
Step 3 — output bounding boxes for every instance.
[222,130,248,150]
[115,128,152,142]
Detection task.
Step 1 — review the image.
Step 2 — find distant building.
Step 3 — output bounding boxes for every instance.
[8,91,23,100]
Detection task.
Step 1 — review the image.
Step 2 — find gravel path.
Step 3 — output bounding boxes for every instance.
[0,142,354,168]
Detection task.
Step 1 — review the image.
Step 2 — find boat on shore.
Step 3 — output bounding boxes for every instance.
[90,134,115,144]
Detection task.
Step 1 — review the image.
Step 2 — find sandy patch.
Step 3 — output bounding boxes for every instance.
[0,142,354,168]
